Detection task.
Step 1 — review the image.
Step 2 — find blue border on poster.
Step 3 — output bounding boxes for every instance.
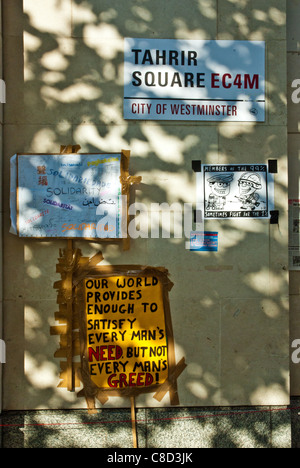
[190,231,218,252]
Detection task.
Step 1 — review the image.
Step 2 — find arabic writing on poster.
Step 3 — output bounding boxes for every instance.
[14,154,123,238]
[198,164,274,219]
[85,276,169,390]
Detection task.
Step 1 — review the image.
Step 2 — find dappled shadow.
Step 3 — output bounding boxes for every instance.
[1,0,293,448]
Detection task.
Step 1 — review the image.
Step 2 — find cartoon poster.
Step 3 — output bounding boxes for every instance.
[198,164,274,219]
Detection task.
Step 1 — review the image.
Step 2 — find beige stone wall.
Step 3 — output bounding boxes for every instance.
[2,0,289,410]
[287,0,300,396]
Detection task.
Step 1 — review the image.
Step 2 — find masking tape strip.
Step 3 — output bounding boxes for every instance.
[72,251,104,287]
[153,357,187,404]
[57,361,81,388]
[50,325,67,336]
[52,241,81,391]
[120,150,142,251]
[160,271,181,406]
[65,240,74,391]
[55,307,79,329]
[60,145,81,154]
[54,332,80,358]
[77,367,109,411]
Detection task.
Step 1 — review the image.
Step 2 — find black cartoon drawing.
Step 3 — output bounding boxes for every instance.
[203,165,272,219]
[236,172,262,210]
[206,173,234,210]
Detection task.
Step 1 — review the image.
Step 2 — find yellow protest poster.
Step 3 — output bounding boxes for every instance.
[85,275,169,390]
[72,264,186,408]
[52,248,187,410]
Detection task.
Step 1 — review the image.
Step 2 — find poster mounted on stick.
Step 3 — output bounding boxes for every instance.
[51,249,186,413]
[84,274,169,391]
[76,265,186,411]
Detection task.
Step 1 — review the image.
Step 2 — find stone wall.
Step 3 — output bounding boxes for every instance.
[0,0,296,449]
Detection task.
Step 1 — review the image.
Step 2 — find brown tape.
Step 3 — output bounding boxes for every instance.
[60,145,81,154]
[54,305,68,324]
[153,357,187,404]
[65,240,75,391]
[57,361,81,388]
[77,367,108,412]
[52,241,78,391]
[120,150,142,251]
[54,332,80,358]
[50,325,67,336]
[72,251,104,286]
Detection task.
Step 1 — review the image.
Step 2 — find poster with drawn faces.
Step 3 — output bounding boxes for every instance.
[200,165,274,219]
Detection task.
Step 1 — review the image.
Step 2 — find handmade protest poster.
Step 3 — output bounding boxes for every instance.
[10,151,140,240]
[197,164,274,219]
[84,274,169,390]
[54,262,188,410]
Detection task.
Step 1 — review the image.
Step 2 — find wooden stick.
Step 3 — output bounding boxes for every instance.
[130,396,138,449]
[66,239,74,391]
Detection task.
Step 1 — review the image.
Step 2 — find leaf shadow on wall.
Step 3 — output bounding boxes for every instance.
[1,0,293,448]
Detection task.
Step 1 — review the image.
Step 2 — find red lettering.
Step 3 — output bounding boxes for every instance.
[222,73,232,88]
[211,73,220,88]
[211,73,259,90]
[129,373,136,386]
[107,373,155,389]
[107,374,118,388]
[88,346,123,362]
[115,346,123,360]
[137,373,144,386]
[233,74,243,89]
[107,346,114,360]
[145,373,154,386]
[119,374,128,388]
[100,347,106,360]
[88,347,99,362]
[244,73,259,89]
